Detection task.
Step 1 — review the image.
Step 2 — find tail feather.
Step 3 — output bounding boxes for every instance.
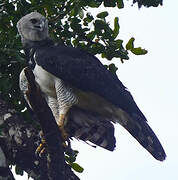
[66,107,116,151]
[65,106,166,161]
[120,113,166,161]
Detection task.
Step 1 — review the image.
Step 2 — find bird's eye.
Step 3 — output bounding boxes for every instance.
[30,18,38,24]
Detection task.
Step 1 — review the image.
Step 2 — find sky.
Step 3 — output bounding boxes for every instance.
[14,1,178,180]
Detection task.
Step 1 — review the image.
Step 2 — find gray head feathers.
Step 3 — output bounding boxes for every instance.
[17,12,49,42]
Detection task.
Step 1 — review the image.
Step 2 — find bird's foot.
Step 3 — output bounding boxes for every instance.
[35,134,46,157]
[35,133,69,157]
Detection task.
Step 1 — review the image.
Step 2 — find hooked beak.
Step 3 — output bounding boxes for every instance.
[33,19,46,31]
[39,20,45,31]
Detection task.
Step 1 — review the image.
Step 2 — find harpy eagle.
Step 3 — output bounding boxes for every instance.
[17,12,166,161]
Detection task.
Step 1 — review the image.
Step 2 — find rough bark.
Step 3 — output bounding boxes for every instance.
[0,68,80,180]
[0,94,41,180]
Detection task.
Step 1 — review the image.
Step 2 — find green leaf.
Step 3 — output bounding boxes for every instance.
[126,37,135,50]
[92,43,105,53]
[115,39,123,48]
[88,1,102,8]
[86,13,94,22]
[70,7,79,17]
[133,0,163,8]
[87,31,96,40]
[104,65,108,69]
[94,20,107,33]
[71,163,84,173]
[126,37,148,55]
[73,150,79,155]
[79,9,84,19]
[104,0,116,7]
[84,13,94,26]
[96,11,109,19]
[108,63,118,74]
[101,53,106,58]
[65,154,76,164]
[117,0,124,9]
[15,165,24,176]
[113,17,120,39]
[131,47,148,55]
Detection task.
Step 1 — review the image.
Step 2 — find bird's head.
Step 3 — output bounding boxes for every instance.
[17,12,49,42]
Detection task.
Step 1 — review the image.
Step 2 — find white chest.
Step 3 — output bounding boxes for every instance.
[33,64,57,97]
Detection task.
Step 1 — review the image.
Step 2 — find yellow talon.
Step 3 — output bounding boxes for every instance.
[39,147,46,156]
[35,135,46,156]
[36,113,69,156]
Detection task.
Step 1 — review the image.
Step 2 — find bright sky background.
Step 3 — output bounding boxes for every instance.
[14,1,178,179]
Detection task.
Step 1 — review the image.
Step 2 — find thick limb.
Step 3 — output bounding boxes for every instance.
[35,131,46,156]
[46,95,68,139]
[35,97,68,155]
[57,111,69,140]
[54,79,77,140]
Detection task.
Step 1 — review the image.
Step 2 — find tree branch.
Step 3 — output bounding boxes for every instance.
[23,67,80,180]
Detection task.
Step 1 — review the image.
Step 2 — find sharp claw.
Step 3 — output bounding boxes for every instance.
[35,137,46,156]
[39,147,46,157]
[35,114,69,156]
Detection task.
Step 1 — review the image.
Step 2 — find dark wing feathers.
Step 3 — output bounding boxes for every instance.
[35,44,146,121]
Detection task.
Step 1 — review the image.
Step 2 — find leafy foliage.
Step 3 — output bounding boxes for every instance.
[126,37,148,55]
[15,165,24,176]
[132,0,163,8]
[65,150,84,173]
